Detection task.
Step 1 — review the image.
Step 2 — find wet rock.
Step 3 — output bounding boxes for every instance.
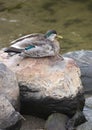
[0,50,85,127]
[63,50,92,94]
[45,113,69,130]
[0,62,21,129]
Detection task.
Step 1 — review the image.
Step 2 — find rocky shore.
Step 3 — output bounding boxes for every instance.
[1,50,92,130]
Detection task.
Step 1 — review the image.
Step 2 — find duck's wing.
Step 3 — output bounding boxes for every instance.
[21,44,55,58]
[9,37,50,50]
[21,39,60,58]
[4,33,44,53]
[31,39,60,52]
[10,33,43,44]
[27,38,54,46]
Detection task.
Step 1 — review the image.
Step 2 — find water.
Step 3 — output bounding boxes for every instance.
[0,0,92,53]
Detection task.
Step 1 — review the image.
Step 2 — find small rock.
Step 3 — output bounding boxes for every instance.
[45,113,69,130]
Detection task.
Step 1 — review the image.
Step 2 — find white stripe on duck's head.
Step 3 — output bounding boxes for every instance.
[44,30,63,41]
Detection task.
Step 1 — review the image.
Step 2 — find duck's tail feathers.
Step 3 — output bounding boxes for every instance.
[4,47,23,53]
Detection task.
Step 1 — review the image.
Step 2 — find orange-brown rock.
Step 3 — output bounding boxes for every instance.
[0,50,83,98]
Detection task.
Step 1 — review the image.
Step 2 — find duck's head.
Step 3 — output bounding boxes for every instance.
[44,30,63,41]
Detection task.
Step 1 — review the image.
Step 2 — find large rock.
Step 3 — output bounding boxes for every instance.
[63,50,92,94]
[0,50,85,127]
[0,62,21,130]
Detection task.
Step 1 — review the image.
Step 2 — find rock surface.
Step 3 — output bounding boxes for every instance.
[0,50,85,127]
[63,50,92,94]
[0,62,21,130]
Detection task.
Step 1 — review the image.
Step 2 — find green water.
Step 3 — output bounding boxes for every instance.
[0,0,92,53]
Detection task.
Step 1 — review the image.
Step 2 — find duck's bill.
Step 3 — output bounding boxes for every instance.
[56,35,63,39]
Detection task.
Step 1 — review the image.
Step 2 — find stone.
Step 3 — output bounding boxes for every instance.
[45,113,69,130]
[63,50,92,94]
[0,62,21,129]
[0,50,85,128]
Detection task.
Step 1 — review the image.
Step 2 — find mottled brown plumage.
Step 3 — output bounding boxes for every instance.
[5,30,62,58]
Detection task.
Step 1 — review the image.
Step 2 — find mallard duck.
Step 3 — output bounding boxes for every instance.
[5,30,63,58]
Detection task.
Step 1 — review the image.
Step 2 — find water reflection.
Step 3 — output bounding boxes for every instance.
[0,0,92,53]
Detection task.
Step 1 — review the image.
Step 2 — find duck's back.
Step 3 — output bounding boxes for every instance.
[10,33,45,49]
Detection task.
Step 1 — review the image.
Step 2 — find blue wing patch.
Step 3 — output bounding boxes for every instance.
[25,45,35,50]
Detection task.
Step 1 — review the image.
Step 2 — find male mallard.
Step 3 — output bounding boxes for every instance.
[5,30,63,58]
